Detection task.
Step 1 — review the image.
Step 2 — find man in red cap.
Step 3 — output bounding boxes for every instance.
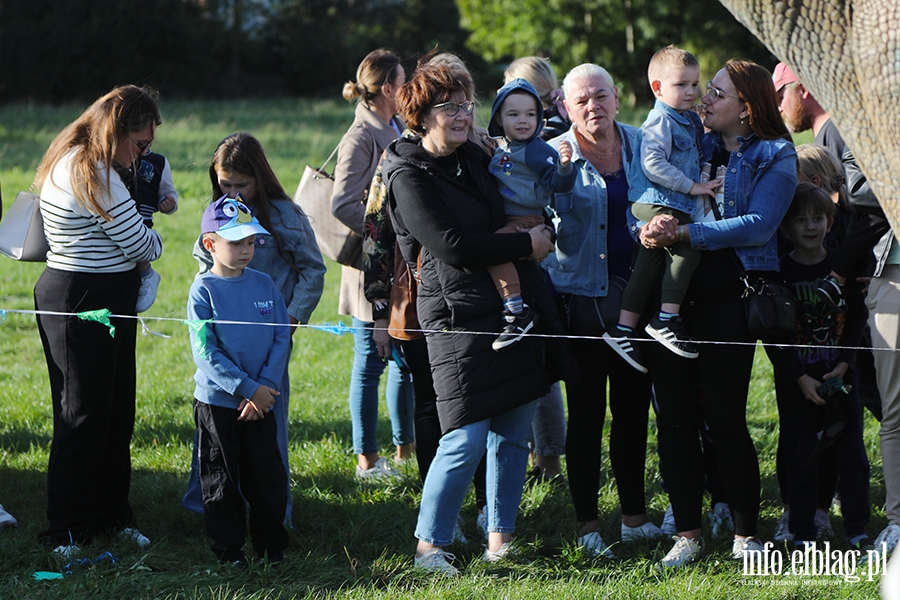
[773,62,833,141]
[775,60,900,564]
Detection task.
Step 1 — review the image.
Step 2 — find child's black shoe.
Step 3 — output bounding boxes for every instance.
[602,328,649,373]
[493,305,536,351]
[645,315,699,359]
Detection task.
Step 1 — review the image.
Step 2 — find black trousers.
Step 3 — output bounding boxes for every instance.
[34,267,140,545]
[647,293,760,536]
[774,372,870,541]
[194,400,288,561]
[563,322,654,522]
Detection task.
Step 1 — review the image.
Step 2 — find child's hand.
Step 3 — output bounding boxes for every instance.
[237,399,263,421]
[159,195,177,213]
[690,178,722,198]
[249,385,280,414]
[558,141,573,166]
[797,374,826,405]
[823,362,849,382]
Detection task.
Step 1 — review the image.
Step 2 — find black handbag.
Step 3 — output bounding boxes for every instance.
[740,273,797,343]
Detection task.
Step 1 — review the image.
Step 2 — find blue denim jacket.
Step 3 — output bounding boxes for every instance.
[544,122,640,297]
[689,133,797,272]
[628,100,702,214]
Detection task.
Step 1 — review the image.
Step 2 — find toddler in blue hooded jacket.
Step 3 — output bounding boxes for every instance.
[487,78,576,351]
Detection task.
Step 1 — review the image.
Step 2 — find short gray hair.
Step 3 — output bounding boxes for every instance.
[562,63,615,98]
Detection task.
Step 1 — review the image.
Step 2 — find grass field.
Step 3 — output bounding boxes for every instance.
[0,99,883,599]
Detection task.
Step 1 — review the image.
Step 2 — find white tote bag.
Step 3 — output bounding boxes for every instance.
[0,191,49,261]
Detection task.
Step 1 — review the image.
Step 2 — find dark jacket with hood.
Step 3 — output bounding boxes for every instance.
[488,78,576,217]
[382,134,577,433]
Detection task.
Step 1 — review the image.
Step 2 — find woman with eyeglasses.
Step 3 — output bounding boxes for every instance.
[33,85,164,555]
[383,56,562,574]
[639,60,796,568]
[332,48,415,479]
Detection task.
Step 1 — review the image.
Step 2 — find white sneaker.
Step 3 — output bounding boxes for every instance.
[413,547,459,576]
[621,520,665,543]
[659,535,701,569]
[356,457,400,479]
[773,510,793,543]
[660,504,677,536]
[52,544,80,559]
[119,527,151,548]
[452,518,468,545]
[476,511,488,540]
[708,502,733,538]
[815,509,834,539]
[135,267,161,313]
[483,542,511,563]
[869,523,900,563]
[0,505,17,528]
[732,536,765,560]
[578,531,614,558]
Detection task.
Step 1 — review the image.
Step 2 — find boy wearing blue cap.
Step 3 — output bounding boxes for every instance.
[188,195,291,566]
[488,77,576,350]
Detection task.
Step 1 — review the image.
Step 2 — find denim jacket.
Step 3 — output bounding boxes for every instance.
[689,133,797,272]
[544,121,640,297]
[628,100,702,214]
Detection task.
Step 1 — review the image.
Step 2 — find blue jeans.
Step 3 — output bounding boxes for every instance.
[415,400,537,546]
[182,348,294,524]
[349,317,414,454]
[530,382,566,456]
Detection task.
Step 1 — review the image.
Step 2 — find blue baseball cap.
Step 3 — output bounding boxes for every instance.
[201,195,269,241]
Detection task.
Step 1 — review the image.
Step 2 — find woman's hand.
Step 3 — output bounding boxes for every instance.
[373,318,392,359]
[639,214,680,249]
[527,224,555,263]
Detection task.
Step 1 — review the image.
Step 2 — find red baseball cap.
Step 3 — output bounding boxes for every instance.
[773,62,799,91]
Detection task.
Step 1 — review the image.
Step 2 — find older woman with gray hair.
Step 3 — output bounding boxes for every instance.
[544,63,663,557]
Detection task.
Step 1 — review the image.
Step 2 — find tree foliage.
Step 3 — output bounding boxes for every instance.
[0,0,222,102]
[0,0,776,103]
[457,0,774,103]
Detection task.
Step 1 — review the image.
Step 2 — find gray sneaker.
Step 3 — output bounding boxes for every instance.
[414,548,459,576]
[659,535,701,569]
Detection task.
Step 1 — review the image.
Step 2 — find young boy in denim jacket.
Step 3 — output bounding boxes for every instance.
[604,46,720,372]
[187,196,291,566]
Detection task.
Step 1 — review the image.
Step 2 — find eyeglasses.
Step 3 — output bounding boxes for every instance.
[432,100,475,117]
[128,135,153,153]
[705,81,741,104]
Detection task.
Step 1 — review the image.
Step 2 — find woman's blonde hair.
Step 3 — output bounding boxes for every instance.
[35,85,161,220]
[342,49,401,106]
[504,57,558,107]
[796,143,849,212]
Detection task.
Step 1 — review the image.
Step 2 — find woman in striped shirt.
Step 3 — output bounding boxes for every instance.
[33,85,163,556]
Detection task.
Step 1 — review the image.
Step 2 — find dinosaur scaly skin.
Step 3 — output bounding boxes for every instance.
[718,0,900,230]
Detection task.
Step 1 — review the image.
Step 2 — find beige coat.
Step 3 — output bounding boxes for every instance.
[332,102,403,321]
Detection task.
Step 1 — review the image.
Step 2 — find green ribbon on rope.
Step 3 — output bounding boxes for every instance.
[76,308,115,338]
[183,319,212,359]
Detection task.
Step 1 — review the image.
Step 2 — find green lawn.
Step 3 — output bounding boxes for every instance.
[0,99,883,599]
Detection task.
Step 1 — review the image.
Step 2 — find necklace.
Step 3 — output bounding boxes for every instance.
[577,129,621,159]
[453,153,462,177]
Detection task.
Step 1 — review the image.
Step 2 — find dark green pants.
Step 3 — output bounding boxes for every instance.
[622,203,700,313]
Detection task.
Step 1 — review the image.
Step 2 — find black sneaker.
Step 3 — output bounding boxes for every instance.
[602,329,649,373]
[645,316,699,359]
[850,536,875,554]
[817,276,846,313]
[493,305,537,351]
